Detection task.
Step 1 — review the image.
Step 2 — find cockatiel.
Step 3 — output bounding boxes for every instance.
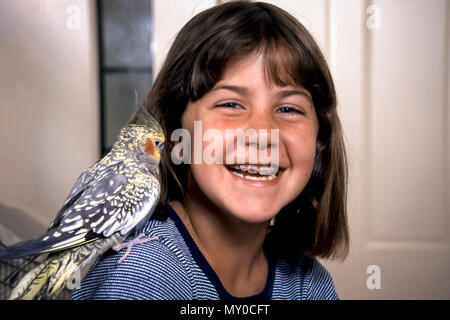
[0,107,165,300]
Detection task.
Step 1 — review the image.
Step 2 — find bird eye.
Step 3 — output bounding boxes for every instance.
[154,140,161,146]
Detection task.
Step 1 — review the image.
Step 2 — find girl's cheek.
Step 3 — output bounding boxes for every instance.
[281,124,317,148]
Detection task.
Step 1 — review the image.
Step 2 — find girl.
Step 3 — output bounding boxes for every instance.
[71,1,349,300]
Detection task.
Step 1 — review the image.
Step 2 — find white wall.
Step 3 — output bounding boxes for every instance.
[0,0,99,239]
[152,0,217,77]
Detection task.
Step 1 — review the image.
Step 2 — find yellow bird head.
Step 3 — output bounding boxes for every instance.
[114,108,165,164]
[131,125,165,163]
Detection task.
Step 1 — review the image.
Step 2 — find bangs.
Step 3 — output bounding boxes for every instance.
[261,40,309,89]
[260,34,333,111]
[185,6,331,111]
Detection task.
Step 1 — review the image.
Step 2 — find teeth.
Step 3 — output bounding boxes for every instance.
[230,164,279,176]
[258,166,278,176]
[246,165,259,174]
[230,170,276,181]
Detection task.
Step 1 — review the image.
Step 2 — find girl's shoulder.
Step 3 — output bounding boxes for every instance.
[273,255,338,300]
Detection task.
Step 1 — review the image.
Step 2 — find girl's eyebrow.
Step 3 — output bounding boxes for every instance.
[210,85,313,104]
[276,89,313,104]
[210,85,249,96]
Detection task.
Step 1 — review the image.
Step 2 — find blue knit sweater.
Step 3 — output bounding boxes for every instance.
[70,204,338,300]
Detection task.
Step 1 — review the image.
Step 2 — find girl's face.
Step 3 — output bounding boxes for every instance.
[181,53,318,224]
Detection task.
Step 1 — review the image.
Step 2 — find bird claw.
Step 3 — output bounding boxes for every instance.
[113,233,159,263]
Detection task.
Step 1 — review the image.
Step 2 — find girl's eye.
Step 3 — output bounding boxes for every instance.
[277,106,305,115]
[215,102,243,109]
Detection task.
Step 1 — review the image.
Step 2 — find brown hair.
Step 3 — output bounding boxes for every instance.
[130,1,349,262]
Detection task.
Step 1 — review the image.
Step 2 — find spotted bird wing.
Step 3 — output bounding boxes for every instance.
[47,157,123,231]
[87,167,160,238]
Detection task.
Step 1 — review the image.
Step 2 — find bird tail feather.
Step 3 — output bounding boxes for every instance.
[8,257,59,300]
[8,250,86,300]
[0,235,67,260]
[0,231,99,261]
[8,234,125,300]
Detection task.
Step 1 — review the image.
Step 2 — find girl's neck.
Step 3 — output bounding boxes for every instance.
[168,197,270,297]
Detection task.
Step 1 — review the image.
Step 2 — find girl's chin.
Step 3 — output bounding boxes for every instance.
[219,202,280,225]
[215,167,286,223]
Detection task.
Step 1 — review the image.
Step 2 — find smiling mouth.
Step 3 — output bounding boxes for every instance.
[225,164,280,181]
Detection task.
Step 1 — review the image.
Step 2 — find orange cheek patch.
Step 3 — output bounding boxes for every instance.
[142,139,156,157]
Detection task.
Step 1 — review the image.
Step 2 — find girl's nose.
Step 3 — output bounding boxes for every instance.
[244,108,279,150]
